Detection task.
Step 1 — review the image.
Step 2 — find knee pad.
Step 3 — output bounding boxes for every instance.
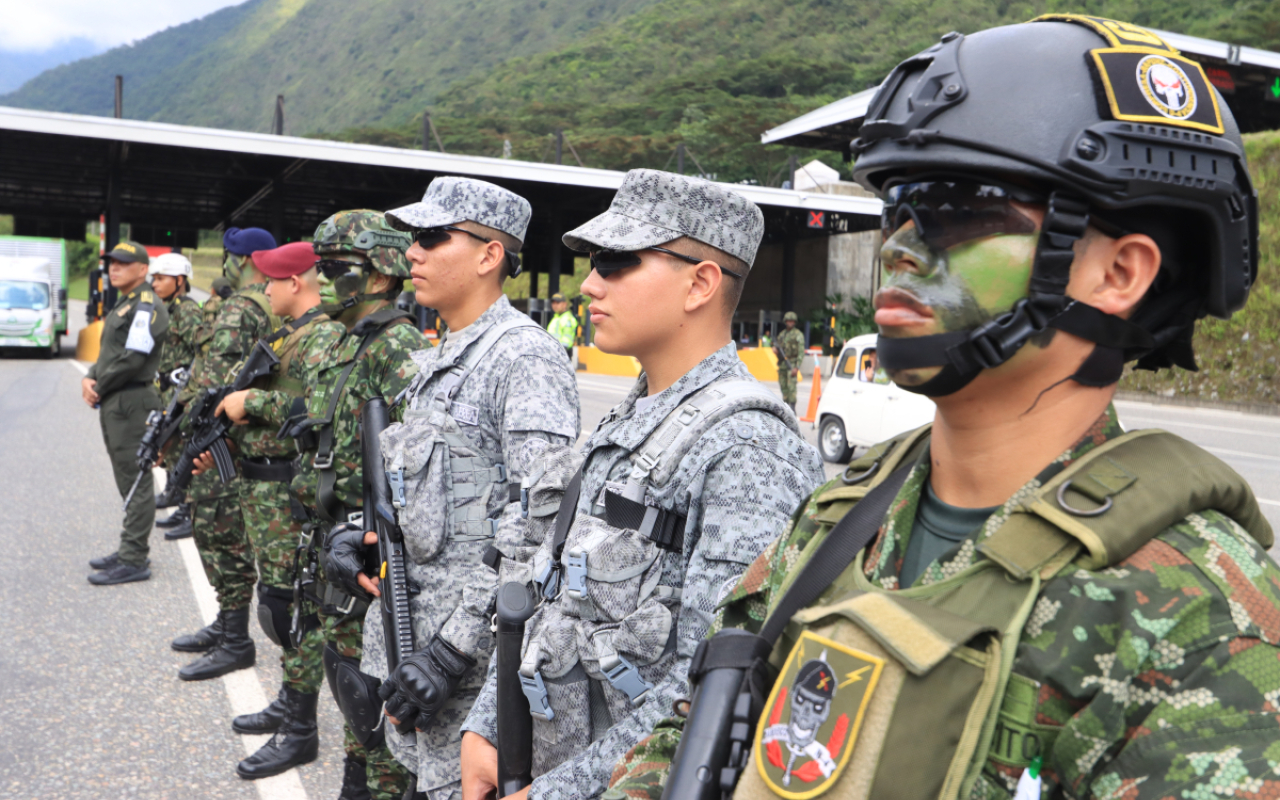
[323,642,386,749]
[256,583,293,647]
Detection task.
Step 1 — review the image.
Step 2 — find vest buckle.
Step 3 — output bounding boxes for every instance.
[387,468,406,509]
[564,551,588,600]
[603,655,653,704]
[520,670,555,721]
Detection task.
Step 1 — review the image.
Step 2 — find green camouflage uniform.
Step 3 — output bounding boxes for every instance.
[237,304,345,689]
[187,283,277,613]
[775,327,804,407]
[158,294,201,394]
[288,318,425,799]
[87,281,169,566]
[608,406,1280,800]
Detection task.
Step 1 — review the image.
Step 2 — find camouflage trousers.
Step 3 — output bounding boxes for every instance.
[241,476,323,691]
[296,590,411,800]
[778,368,799,406]
[190,472,255,612]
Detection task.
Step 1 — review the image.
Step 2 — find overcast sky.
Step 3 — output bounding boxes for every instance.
[1,0,245,52]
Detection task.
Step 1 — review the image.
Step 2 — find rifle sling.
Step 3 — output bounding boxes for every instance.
[264,307,326,346]
[757,464,913,646]
[315,310,414,523]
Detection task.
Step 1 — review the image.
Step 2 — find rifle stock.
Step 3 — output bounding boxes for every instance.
[362,397,416,734]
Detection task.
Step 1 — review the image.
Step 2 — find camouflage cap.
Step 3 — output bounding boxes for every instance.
[386,176,531,246]
[563,169,765,267]
[314,210,413,278]
[783,311,798,322]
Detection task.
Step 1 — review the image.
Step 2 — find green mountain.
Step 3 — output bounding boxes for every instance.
[327,0,1280,184]
[0,0,664,134]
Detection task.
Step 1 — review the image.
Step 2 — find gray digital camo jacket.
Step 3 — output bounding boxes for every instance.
[360,296,581,791]
[461,342,826,800]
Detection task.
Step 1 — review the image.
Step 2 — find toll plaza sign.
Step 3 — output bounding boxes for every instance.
[806,211,857,233]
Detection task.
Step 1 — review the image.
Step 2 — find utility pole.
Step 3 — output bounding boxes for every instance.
[555,130,563,165]
[272,95,284,135]
[114,75,123,118]
[423,112,446,152]
[787,155,798,189]
[677,143,685,175]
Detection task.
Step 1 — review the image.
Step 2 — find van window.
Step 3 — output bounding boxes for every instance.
[836,351,859,378]
[0,281,50,311]
[859,348,890,385]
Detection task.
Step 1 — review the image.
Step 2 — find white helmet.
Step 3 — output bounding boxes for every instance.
[149,252,193,279]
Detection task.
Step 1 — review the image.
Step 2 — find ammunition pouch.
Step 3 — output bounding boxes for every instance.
[323,643,386,749]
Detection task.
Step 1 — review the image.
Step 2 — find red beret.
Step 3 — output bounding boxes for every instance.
[253,241,318,279]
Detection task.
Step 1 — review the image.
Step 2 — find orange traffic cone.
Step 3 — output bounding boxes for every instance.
[800,364,822,423]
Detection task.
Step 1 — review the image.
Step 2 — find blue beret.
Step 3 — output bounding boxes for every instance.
[223,227,277,256]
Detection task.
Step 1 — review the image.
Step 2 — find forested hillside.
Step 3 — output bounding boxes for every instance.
[0,0,664,134]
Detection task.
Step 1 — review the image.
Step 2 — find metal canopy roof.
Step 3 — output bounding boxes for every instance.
[0,106,880,249]
[762,28,1280,150]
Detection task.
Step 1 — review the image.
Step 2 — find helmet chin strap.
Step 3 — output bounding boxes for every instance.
[877,192,1155,398]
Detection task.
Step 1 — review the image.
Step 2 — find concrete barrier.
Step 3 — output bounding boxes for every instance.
[577,346,641,377]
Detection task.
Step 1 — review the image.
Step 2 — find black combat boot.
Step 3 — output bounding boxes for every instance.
[171,611,224,653]
[163,513,193,541]
[156,503,190,527]
[233,683,288,734]
[178,607,255,681]
[337,752,372,800]
[235,687,319,779]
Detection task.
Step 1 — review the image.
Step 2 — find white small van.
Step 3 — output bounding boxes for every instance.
[0,256,63,357]
[814,333,935,463]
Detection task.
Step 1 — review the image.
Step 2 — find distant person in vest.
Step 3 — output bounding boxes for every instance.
[83,240,169,585]
[546,291,577,360]
[169,226,277,682]
[149,251,202,541]
[321,177,582,800]
[458,169,825,800]
[607,16,1280,800]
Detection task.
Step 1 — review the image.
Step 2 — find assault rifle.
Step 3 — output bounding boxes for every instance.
[154,341,280,508]
[362,396,416,734]
[123,367,190,510]
[496,581,538,795]
[772,345,795,373]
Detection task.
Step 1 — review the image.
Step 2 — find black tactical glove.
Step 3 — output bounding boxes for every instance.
[379,635,476,732]
[321,522,374,600]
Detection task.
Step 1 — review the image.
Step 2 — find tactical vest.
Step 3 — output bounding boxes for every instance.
[252,306,319,398]
[520,379,799,777]
[731,425,1273,800]
[381,316,541,559]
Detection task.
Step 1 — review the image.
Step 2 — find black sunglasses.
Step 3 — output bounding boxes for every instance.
[589,247,744,279]
[412,225,493,250]
[315,258,369,280]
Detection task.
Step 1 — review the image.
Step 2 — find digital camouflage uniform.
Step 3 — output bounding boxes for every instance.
[774,326,804,408]
[363,295,581,797]
[607,406,1280,800]
[187,283,277,612]
[158,294,201,398]
[292,315,427,799]
[236,305,344,688]
[462,344,826,800]
[88,280,170,566]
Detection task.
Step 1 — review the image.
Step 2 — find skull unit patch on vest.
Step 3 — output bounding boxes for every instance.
[755,631,884,799]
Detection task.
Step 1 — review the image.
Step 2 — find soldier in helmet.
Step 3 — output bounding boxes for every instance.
[609,16,1280,800]
[773,311,805,412]
[149,251,202,541]
[248,210,428,799]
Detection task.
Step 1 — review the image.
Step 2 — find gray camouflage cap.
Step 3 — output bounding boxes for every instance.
[563,169,765,266]
[386,176,532,246]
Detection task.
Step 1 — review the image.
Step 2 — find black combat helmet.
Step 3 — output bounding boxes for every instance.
[852,15,1257,396]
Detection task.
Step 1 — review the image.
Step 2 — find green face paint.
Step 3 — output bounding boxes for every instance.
[223,253,245,289]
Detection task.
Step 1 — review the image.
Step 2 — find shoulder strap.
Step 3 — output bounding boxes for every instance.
[622,379,796,502]
[419,316,538,415]
[979,428,1274,577]
[758,464,913,646]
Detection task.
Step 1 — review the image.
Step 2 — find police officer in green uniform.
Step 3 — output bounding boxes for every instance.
[546,291,577,360]
[773,311,804,411]
[608,17,1280,800]
[84,241,170,585]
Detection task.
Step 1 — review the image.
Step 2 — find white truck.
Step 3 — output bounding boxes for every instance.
[0,252,68,357]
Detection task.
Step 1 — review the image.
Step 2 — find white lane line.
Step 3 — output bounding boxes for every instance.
[1120,416,1280,439]
[69,360,88,375]
[1259,499,1280,507]
[164,476,309,800]
[1202,445,1280,463]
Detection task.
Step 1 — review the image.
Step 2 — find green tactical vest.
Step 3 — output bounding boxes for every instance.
[734,425,1273,800]
[256,309,326,399]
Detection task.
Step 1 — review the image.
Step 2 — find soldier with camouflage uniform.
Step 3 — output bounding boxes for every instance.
[773,312,804,412]
[607,18,1280,800]
[205,242,346,779]
[149,252,202,541]
[322,178,581,800]
[170,227,278,682]
[458,170,825,800]
[271,210,426,800]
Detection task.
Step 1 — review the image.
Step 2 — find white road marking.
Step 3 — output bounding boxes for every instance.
[1258,499,1280,507]
[69,360,88,375]
[1120,416,1280,439]
[1201,445,1280,463]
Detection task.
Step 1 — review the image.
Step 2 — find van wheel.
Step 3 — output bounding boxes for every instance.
[818,416,853,463]
[45,336,60,359]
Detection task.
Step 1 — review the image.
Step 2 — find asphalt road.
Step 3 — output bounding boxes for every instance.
[3,318,1277,798]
